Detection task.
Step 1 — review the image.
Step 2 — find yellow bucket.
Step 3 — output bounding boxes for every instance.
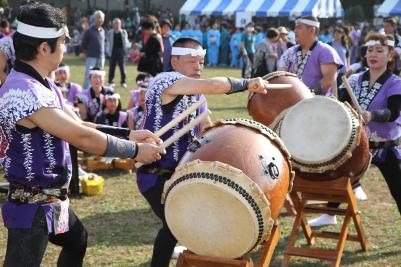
[80,174,104,196]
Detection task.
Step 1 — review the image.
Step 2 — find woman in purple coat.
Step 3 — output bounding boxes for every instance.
[310,32,401,227]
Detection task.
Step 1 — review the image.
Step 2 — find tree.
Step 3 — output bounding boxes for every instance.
[345,5,366,23]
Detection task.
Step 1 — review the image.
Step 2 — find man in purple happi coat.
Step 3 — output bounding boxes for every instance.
[0,3,164,266]
[278,16,343,95]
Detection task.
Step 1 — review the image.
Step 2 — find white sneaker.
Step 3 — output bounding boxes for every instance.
[308,214,337,227]
[172,245,187,259]
[353,186,368,201]
[78,167,87,178]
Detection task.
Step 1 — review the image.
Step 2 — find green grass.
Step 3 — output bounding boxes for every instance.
[1,54,401,266]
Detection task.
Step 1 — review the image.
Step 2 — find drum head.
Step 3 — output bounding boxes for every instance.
[164,160,272,259]
[280,96,353,165]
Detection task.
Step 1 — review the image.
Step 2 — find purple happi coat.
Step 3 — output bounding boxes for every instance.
[76,86,113,122]
[136,71,208,192]
[278,41,343,94]
[66,82,82,106]
[0,69,72,232]
[347,72,401,162]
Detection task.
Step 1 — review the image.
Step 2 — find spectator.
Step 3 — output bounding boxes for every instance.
[192,24,203,45]
[54,63,83,107]
[127,73,152,109]
[94,93,128,127]
[127,88,146,130]
[241,23,256,78]
[171,24,181,40]
[383,17,401,75]
[230,28,242,68]
[278,26,294,52]
[207,23,220,67]
[76,67,113,122]
[0,19,12,39]
[106,18,130,88]
[160,19,175,72]
[219,23,230,66]
[0,34,14,83]
[253,28,282,77]
[137,21,163,76]
[329,27,350,86]
[81,10,106,89]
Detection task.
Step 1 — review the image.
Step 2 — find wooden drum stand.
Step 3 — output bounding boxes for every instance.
[176,222,281,267]
[282,176,368,267]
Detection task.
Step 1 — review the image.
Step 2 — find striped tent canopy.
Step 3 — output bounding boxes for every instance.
[179,0,344,18]
[376,0,401,17]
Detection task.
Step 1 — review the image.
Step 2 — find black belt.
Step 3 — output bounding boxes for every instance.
[137,164,175,176]
[369,138,401,149]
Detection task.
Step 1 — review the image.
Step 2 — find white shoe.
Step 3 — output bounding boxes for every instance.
[78,167,87,178]
[308,214,337,227]
[353,186,368,201]
[172,245,187,259]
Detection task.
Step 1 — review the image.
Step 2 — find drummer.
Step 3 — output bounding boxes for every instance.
[277,16,343,95]
[136,37,269,267]
[309,32,401,227]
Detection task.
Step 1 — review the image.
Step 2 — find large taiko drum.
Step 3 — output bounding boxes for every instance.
[248,71,313,127]
[162,119,294,259]
[272,96,370,181]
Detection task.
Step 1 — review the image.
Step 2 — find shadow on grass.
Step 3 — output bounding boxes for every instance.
[81,208,160,247]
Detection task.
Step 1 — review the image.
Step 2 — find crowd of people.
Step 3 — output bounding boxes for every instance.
[1,1,401,267]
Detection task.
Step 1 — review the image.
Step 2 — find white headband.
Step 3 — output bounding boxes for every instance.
[106,93,120,100]
[171,47,206,57]
[55,66,70,73]
[16,20,70,39]
[296,19,320,28]
[364,40,395,47]
[89,70,105,76]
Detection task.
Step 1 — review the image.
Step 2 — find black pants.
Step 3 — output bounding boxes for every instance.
[108,48,126,84]
[328,150,401,214]
[141,174,177,267]
[4,207,88,267]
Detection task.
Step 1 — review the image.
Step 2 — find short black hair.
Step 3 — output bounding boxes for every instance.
[384,17,396,26]
[266,28,279,39]
[58,62,67,67]
[136,73,149,82]
[0,19,9,29]
[13,3,66,61]
[172,37,202,48]
[141,21,155,30]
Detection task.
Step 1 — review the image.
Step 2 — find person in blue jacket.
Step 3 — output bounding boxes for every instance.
[230,28,242,68]
[219,23,230,66]
[207,23,220,66]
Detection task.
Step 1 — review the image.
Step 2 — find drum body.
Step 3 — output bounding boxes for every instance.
[248,71,313,127]
[163,119,294,259]
[273,96,370,181]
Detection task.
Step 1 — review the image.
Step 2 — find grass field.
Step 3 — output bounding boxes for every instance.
[1,54,401,266]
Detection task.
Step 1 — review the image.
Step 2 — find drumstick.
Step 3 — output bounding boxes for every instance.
[341,76,363,114]
[135,110,211,168]
[155,98,206,138]
[264,84,292,89]
[332,78,338,99]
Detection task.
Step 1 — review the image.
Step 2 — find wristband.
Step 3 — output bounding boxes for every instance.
[96,124,131,139]
[371,109,391,122]
[226,77,250,95]
[103,134,138,159]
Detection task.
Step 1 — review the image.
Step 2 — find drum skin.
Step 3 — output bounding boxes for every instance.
[248,71,313,127]
[179,119,292,221]
[296,127,370,183]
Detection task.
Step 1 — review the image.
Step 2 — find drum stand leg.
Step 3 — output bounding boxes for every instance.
[282,176,368,267]
[176,222,281,267]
